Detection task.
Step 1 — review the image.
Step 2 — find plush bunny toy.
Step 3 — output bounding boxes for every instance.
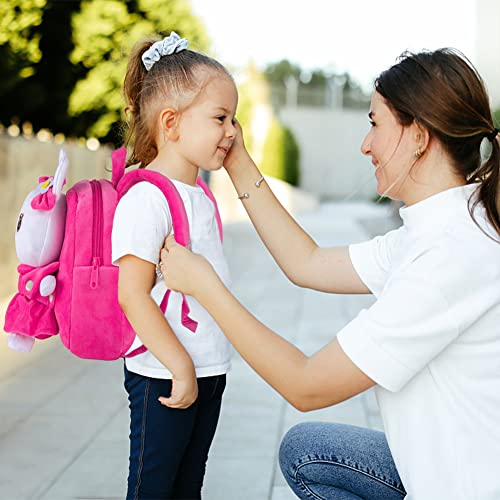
[4,149,68,351]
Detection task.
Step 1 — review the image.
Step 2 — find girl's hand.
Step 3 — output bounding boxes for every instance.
[160,235,217,298]
[158,372,198,409]
[223,119,251,171]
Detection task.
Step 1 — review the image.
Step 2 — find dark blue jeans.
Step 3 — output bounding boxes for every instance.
[124,365,226,500]
[279,422,406,499]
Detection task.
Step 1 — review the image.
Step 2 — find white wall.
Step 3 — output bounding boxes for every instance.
[475,0,500,109]
[279,107,376,200]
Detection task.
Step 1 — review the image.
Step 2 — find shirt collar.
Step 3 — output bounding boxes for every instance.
[399,183,479,231]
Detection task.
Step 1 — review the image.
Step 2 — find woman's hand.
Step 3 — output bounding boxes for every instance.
[158,371,198,409]
[223,119,251,171]
[160,235,217,298]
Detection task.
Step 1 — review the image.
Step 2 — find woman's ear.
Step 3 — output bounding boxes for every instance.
[414,121,430,152]
[159,108,180,142]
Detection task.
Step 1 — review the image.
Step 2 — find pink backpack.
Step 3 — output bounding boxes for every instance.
[5,147,223,360]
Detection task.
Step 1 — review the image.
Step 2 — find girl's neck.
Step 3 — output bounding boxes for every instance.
[146,150,199,186]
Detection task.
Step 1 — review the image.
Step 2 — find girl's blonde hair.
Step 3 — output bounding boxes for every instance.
[123,37,232,167]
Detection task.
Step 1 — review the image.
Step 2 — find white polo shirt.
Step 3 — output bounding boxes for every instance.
[112,179,232,379]
[338,184,500,499]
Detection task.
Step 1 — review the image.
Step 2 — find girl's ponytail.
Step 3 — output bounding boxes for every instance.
[123,39,159,168]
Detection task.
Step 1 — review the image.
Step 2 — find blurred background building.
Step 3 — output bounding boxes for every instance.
[475,0,500,108]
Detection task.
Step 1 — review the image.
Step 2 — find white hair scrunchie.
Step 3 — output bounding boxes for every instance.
[142,32,189,71]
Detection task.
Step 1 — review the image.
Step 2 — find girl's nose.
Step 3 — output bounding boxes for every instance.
[226,121,237,139]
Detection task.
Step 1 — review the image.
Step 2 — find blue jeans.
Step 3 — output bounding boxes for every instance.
[279,422,406,499]
[124,365,226,500]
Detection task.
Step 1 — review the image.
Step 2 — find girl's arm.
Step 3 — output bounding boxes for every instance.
[117,254,198,409]
[160,239,375,411]
[224,132,370,295]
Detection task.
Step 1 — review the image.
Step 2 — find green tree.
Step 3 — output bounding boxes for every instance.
[261,118,300,186]
[264,59,301,85]
[69,0,209,143]
[264,59,369,110]
[0,0,83,132]
[0,0,46,96]
[235,64,272,156]
[493,109,500,128]
[0,0,209,143]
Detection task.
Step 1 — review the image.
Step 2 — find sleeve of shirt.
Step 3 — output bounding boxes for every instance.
[112,183,172,265]
[349,227,404,296]
[337,250,461,392]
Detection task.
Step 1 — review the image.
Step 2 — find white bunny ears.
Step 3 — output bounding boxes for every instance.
[53,149,69,197]
[30,148,68,211]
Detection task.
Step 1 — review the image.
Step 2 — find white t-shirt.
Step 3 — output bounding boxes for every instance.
[337,184,500,500]
[112,179,232,379]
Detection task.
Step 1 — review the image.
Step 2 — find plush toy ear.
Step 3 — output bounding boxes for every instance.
[53,149,68,197]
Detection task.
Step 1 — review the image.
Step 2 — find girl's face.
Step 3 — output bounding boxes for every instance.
[361,91,416,200]
[175,76,238,172]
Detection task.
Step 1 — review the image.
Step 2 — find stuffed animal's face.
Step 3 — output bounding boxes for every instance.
[15,150,68,267]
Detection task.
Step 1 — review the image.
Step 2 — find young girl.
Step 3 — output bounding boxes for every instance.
[111,32,237,499]
[159,48,500,499]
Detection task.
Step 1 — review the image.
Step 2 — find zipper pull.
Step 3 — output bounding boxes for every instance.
[90,257,101,289]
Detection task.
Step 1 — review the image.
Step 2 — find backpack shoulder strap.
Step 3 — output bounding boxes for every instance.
[116,168,197,332]
[116,169,190,248]
[196,177,223,242]
[111,147,127,189]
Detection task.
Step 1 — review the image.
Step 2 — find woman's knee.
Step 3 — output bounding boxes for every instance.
[278,421,367,478]
[279,422,319,476]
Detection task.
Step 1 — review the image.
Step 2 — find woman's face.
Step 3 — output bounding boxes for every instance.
[361,91,416,200]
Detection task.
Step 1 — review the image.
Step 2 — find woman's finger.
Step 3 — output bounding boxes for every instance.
[164,234,177,250]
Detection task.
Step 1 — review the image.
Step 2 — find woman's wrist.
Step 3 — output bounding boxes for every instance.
[224,149,255,178]
[194,265,225,304]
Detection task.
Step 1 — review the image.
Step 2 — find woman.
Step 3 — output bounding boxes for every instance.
[159,49,500,499]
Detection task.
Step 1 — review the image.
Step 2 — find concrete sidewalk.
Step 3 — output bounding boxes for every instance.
[0,201,397,500]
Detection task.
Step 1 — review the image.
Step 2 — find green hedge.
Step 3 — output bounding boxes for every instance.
[261,119,300,186]
[493,108,500,128]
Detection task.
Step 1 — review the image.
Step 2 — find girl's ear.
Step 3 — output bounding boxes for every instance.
[159,108,180,142]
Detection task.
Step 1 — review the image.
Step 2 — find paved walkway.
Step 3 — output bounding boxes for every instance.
[0,201,398,500]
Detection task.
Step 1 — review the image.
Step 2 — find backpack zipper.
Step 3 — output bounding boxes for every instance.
[90,180,103,289]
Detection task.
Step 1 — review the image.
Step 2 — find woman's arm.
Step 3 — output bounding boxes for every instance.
[160,238,375,411]
[117,254,198,408]
[224,132,370,294]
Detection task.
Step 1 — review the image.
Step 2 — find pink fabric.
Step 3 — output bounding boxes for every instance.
[197,177,223,242]
[4,262,59,339]
[125,345,148,358]
[30,176,67,211]
[118,168,197,332]
[48,148,222,360]
[159,290,198,333]
[117,169,190,247]
[55,178,136,360]
[31,185,56,211]
[111,147,127,188]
